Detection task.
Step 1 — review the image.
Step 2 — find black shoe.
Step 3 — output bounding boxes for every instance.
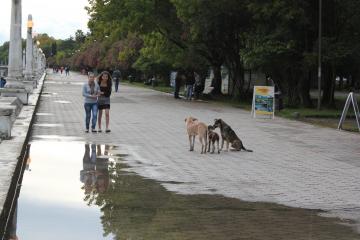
[106,129,111,133]
[98,129,102,133]
[85,129,89,133]
[91,129,97,133]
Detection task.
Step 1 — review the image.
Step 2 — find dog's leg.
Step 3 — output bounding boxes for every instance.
[189,135,193,151]
[204,131,208,154]
[192,135,196,151]
[220,138,224,151]
[217,140,220,154]
[211,141,215,154]
[199,137,204,154]
[207,139,211,152]
[226,140,229,152]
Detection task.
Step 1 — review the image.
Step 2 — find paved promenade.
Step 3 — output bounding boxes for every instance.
[33,72,360,230]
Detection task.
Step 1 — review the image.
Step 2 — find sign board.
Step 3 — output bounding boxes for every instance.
[338,92,360,132]
[251,86,275,119]
[170,71,177,88]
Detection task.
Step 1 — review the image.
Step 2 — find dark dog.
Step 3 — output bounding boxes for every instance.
[207,125,220,154]
[213,119,253,152]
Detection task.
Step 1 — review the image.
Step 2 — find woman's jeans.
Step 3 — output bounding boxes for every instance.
[84,103,98,130]
[186,85,193,100]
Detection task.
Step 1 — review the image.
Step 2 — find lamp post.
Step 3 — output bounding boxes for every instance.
[24,14,34,82]
[317,0,322,110]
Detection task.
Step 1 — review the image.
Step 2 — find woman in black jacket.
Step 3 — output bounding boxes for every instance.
[97,71,112,133]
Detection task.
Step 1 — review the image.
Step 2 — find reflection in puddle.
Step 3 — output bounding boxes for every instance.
[54,100,71,104]
[46,81,84,86]
[35,113,54,116]
[5,142,360,240]
[41,92,58,98]
[31,135,83,142]
[33,123,63,128]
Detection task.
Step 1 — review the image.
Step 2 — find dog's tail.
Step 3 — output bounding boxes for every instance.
[242,146,253,152]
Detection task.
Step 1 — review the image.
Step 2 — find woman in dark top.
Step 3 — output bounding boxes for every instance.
[97,71,112,133]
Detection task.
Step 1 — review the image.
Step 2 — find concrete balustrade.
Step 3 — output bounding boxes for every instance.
[0,0,46,140]
[0,97,23,139]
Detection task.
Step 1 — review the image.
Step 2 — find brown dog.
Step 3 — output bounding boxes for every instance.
[207,125,220,154]
[185,116,208,154]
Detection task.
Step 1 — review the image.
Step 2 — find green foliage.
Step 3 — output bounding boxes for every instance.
[0,42,9,64]
[2,0,360,107]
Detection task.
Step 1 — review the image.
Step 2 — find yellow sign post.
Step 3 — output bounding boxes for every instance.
[251,86,275,119]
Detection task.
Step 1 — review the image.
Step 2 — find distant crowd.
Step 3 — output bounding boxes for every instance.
[53,66,71,76]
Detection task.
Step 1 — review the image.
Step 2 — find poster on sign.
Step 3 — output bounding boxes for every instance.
[251,86,275,119]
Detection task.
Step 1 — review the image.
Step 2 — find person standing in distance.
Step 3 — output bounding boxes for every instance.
[97,71,112,133]
[82,72,101,133]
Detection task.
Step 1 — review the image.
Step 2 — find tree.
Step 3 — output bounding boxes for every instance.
[75,29,86,44]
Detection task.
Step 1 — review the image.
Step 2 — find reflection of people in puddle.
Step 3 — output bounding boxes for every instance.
[80,144,109,196]
[25,155,31,171]
[95,145,110,193]
[80,144,97,194]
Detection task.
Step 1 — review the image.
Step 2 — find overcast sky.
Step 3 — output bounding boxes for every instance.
[0,0,89,44]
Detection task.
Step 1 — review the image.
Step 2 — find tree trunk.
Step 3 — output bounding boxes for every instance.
[322,64,336,108]
[211,64,222,95]
[287,68,301,107]
[299,70,313,108]
[231,57,245,100]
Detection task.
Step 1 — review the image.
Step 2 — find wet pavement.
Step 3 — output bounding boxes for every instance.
[6,141,360,239]
[4,71,360,239]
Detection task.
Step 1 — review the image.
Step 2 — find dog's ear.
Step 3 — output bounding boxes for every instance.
[192,118,197,121]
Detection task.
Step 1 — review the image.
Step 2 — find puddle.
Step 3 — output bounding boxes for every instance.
[4,142,360,239]
[42,92,58,95]
[35,113,54,116]
[46,81,84,86]
[33,123,63,128]
[31,135,83,142]
[41,92,58,98]
[54,100,71,104]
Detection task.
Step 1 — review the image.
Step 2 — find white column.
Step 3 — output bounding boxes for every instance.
[6,0,24,87]
[0,0,28,104]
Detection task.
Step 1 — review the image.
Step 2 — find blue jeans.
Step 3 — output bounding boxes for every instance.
[84,103,98,130]
[186,85,193,100]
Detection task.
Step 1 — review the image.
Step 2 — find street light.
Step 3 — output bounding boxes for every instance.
[317,0,322,110]
[27,18,33,29]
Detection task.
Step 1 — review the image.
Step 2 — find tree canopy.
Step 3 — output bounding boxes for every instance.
[1,0,360,107]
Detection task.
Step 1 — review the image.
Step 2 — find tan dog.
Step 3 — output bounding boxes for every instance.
[185,116,208,154]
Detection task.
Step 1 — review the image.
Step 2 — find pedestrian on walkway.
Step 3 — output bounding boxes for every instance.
[112,68,121,92]
[97,71,112,133]
[0,76,6,88]
[185,70,195,100]
[65,66,70,76]
[82,72,100,133]
[174,71,184,99]
[194,72,203,100]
